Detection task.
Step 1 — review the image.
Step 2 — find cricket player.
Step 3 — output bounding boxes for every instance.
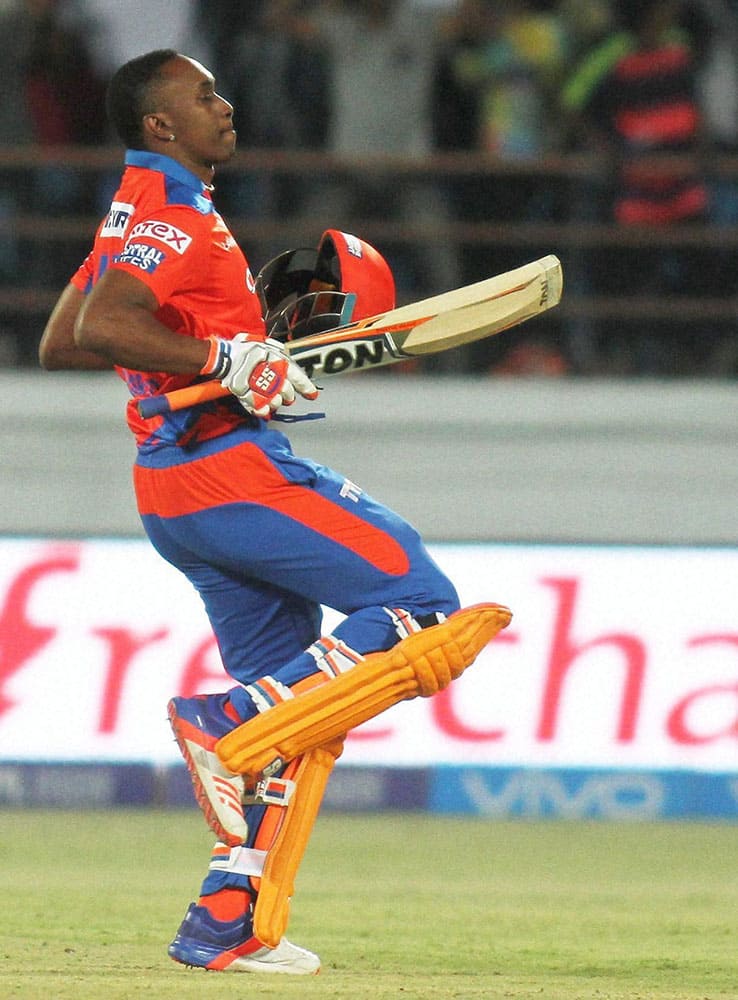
[40,49,510,974]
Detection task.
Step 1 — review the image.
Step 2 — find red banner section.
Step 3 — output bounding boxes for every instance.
[0,539,735,770]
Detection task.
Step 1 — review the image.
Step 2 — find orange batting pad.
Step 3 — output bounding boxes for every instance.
[216,602,512,778]
[253,739,344,947]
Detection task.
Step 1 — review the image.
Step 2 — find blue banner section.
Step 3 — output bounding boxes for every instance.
[1,763,735,820]
[428,767,738,821]
[0,762,157,807]
[321,765,429,812]
[164,763,429,811]
[164,762,198,807]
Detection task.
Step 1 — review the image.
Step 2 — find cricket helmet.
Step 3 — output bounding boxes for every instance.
[256,229,396,341]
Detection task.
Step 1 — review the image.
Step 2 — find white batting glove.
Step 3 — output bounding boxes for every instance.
[201,334,319,418]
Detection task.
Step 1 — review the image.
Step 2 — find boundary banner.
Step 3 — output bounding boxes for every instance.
[0,538,736,775]
[0,761,734,821]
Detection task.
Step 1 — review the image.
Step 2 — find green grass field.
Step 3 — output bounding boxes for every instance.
[1,809,736,999]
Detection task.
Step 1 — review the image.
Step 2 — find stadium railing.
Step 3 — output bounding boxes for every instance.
[2,145,737,373]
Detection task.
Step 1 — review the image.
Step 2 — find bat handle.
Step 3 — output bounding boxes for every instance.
[136,380,229,418]
[137,395,171,418]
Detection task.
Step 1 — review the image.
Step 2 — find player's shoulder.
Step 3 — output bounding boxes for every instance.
[126,181,215,253]
[160,176,215,218]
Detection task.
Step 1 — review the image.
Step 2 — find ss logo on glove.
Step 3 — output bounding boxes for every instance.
[250,361,284,397]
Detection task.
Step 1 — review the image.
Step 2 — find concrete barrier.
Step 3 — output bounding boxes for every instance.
[2,371,737,543]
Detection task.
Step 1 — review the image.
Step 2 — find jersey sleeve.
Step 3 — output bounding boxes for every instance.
[70,252,95,294]
[107,204,211,305]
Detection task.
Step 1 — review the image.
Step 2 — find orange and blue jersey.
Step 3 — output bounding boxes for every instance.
[74,148,458,715]
[71,150,265,451]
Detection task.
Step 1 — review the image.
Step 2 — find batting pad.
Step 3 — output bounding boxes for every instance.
[216,602,512,778]
[253,739,344,947]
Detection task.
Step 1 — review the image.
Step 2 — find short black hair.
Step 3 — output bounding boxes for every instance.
[106,49,179,149]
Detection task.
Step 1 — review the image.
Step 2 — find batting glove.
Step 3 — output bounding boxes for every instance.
[202,333,319,418]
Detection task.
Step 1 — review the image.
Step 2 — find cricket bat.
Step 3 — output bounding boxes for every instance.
[136,254,562,418]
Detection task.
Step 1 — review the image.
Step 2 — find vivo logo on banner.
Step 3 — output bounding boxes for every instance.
[429,766,738,820]
[0,540,736,769]
[460,769,665,820]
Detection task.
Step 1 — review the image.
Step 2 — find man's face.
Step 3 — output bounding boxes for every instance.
[150,56,236,172]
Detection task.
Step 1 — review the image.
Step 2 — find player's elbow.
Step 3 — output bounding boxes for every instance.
[39,283,90,370]
[38,347,73,371]
[74,302,119,359]
[74,311,104,355]
[38,337,64,370]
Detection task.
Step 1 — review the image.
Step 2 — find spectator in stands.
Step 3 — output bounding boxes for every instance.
[0,0,107,359]
[190,0,258,81]
[225,1,330,154]
[81,0,207,79]
[686,0,738,371]
[24,1,108,151]
[551,0,615,374]
[695,0,738,190]
[431,0,568,371]
[0,1,35,297]
[557,0,615,63]
[432,1,568,219]
[561,0,712,374]
[289,0,462,314]
[0,0,106,205]
[212,0,332,266]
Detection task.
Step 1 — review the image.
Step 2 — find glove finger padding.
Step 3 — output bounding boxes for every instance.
[286,360,319,401]
[242,358,319,417]
[224,339,276,397]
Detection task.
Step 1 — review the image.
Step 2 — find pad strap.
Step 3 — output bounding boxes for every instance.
[210,844,268,878]
[243,776,296,807]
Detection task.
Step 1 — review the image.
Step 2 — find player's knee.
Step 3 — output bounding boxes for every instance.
[425,570,461,619]
[385,573,460,640]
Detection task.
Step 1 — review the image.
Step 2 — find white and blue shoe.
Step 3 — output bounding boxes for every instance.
[169,902,320,975]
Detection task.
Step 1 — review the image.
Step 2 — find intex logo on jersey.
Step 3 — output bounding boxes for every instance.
[116,243,166,273]
[128,220,193,254]
[100,201,134,239]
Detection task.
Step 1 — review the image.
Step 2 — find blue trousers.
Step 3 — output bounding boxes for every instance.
[134,422,459,901]
[135,422,459,686]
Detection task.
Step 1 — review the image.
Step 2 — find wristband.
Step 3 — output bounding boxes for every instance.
[200,336,232,378]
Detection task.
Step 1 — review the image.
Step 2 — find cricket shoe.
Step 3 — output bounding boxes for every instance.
[168,902,320,975]
[167,694,247,846]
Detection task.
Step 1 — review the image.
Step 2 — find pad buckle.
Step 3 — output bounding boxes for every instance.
[243,775,295,807]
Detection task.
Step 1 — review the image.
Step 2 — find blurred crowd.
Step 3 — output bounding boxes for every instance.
[2,0,738,375]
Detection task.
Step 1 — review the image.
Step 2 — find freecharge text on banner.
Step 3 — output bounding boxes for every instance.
[0,539,735,770]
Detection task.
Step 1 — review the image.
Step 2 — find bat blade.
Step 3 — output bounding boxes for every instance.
[397,253,562,355]
[135,254,562,418]
[284,254,562,379]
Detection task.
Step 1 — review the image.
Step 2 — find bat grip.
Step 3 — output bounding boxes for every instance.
[136,380,229,418]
